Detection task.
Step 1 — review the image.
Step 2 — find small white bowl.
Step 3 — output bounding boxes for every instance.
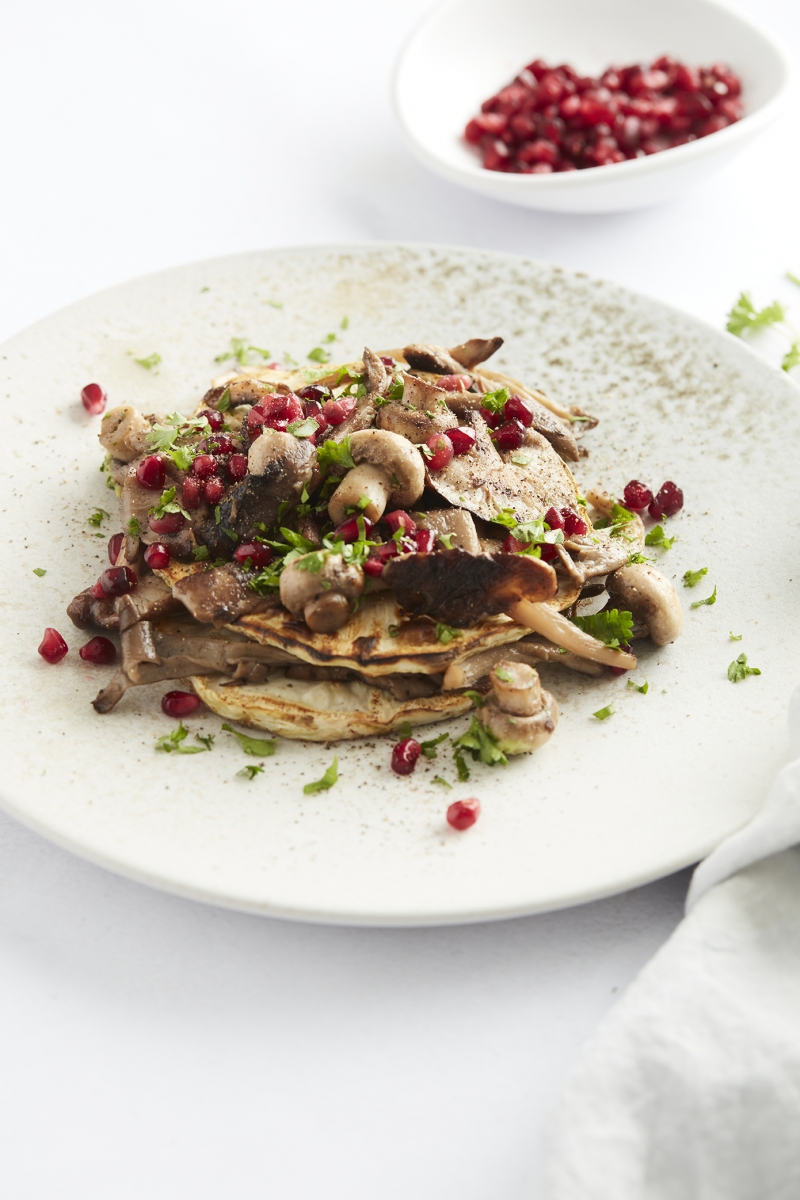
[393,0,790,214]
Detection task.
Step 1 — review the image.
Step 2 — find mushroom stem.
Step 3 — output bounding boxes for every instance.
[328,462,392,524]
[507,600,638,670]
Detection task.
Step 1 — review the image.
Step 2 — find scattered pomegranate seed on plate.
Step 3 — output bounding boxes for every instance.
[623,480,653,511]
[161,691,202,717]
[80,382,106,415]
[79,636,117,665]
[144,543,171,570]
[649,481,684,519]
[38,628,68,664]
[447,798,481,830]
[98,566,138,596]
[392,737,421,775]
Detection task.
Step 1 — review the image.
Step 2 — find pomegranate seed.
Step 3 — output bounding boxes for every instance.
[297,384,332,404]
[609,664,628,677]
[136,455,166,490]
[623,479,653,511]
[89,580,107,600]
[385,510,417,536]
[108,532,124,564]
[504,395,533,426]
[322,397,357,426]
[540,543,559,562]
[202,477,225,504]
[494,419,526,451]
[80,382,106,415]
[416,529,436,553]
[203,434,234,456]
[363,556,384,577]
[649,481,684,519]
[144,542,171,569]
[379,356,396,369]
[264,394,303,428]
[480,406,502,429]
[561,508,588,537]
[182,477,202,509]
[227,453,248,482]
[233,542,272,569]
[544,506,564,530]
[448,426,477,455]
[447,798,481,830]
[425,433,454,472]
[391,737,421,775]
[503,533,530,553]
[192,454,217,479]
[333,515,374,543]
[79,636,117,665]
[161,690,202,718]
[99,566,138,596]
[438,374,472,392]
[38,628,68,664]
[199,409,224,431]
[149,511,185,534]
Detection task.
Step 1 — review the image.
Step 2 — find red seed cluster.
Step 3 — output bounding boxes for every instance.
[465,56,743,174]
[623,479,684,519]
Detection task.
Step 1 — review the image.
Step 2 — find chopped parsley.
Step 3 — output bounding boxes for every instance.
[729,632,743,641]
[728,653,761,683]
[287,417,320,439]
[593,502,635,539]
[628,551,654,565]
[510,451,532,466]
[154,721,210,754]
[463,690,486,708]
[437,532,455,550]
[316,436,356,473]
[32,567,46,577]
[195,732,215,751]
[782,341,800,373]
[146,412,211,453]
[215,338,270,366]
[267,299,283,308]
[432,776,452,789]
[127,517,140,537]
[691,585,717,609]
[238,764,265,780]
[480,387,509,415]
[303,757,339,794]
[592,702,616,720]
[149,486,190,522]
[452,717,507,768]
[726,292,786,336]
[453,748,471,782]
[222,723,276,757]
[340,315,349,329]
[385,377,404,402]
[683,567,708,588]
[87,508,109,527]
[572,608,634,649]
[435,623,463,645]
[135,352,162,371]
[627,679,649,694]
[307,347,330,364]
[420,733,449,759]
[193,545,210,561]
[645,524,675,550]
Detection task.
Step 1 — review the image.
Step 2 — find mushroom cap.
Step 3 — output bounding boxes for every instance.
[248,427,315,481]
[349,429,425,509]
[606,563,683,646]
[279,552,364,619]
[479,691,558,755]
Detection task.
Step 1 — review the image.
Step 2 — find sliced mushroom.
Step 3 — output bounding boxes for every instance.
[173,564,281,625]
[449,337,504,370]
[327,429,425,526]
[476,661,558,754]
[418,508,481,553]
[446,385,580,462]
[377,373,458,444]
[279,552,364,633]
[605,563,683,646]
[403,344,465,374]
[99,406,153,463]
[362,346,390,395]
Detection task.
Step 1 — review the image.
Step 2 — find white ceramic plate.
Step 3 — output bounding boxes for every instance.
[394,0,789,213]
[1,244,797,925]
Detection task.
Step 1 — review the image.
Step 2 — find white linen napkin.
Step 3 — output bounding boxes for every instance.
[541,687,800,1200]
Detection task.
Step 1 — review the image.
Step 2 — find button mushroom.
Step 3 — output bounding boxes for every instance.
[476,660,558,754]
[279,552,365,633]
[327,429,425,526]
[605,563,683,646]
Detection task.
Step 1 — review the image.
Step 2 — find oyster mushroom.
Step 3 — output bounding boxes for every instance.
[606,563,683,646]
[280,552,365,633]
[99,406,153,462]
[477,660,558,754]
[377,373,458,444]
[449,337,504,370]
[327,429,425,526]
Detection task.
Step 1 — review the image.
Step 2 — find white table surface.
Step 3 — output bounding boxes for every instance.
[1,1,797,1196]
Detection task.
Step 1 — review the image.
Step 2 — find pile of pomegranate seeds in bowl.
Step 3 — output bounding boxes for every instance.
[464,56,743,174]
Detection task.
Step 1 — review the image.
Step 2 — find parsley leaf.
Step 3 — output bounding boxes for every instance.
[33,567,46,577]
[463,690,486,707]
[787,272,800,288]
[510,451,532,466]
[691,585,717,609]
[87,508,109,527]
[726,292,786,336]
[572,609,634,649]
[316,436,356,473]
[480,387,509,415]
[287,417,320,439]
[215,338,270,366]
[627,679,649,694]
[385,377,404,402]
[645,524,675,550]
[782,341,800,373]
[154,721,209,754]
[437,532,455,550]
[628,551,654,565]
[146,412,211,453]
[729,632,743,641]
[432,776,452,789]
[308,347,330,364]
[593,702,616,720]
[303,757,339,794]
[135,352,162,371]
[340,316,349,329]
[452,717,507,768]
[593,502,635,538]
[221,723,276,756]
[193,545,210,561]
[195,732,215,750]
[420,733,449,759]
[728,653,761,683]
[127,517,140,538]
[683,567,708,588]
[149,486,190,522]
[453,748,471,782]
[238,764,265,780]
[435,623,463,645]
[216,386,232,413]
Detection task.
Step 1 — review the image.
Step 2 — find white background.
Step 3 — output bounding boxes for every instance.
[1,1,797,1196]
